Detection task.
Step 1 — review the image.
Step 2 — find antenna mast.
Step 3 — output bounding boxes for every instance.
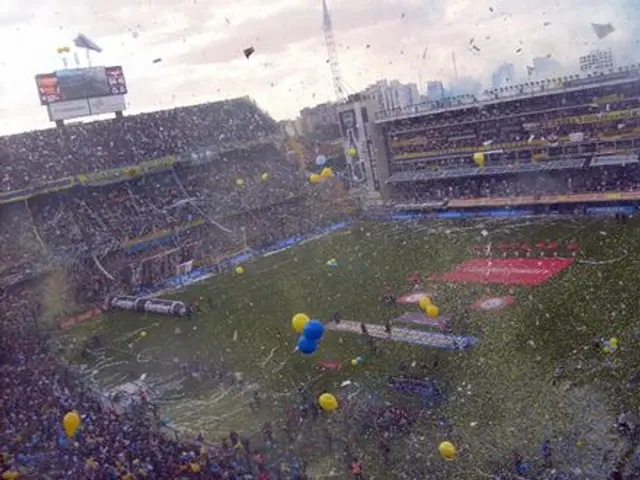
[322,0,346,102]
[451,51,458,80]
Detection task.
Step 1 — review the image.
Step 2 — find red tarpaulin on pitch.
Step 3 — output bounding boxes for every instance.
[432,258,574,286]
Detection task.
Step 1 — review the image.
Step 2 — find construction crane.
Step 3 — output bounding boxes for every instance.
[322,0,346,102]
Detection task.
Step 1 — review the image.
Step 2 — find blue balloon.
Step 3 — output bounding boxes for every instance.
[297,336,318,354]
[303,320,325,341]
[315,155,327,166]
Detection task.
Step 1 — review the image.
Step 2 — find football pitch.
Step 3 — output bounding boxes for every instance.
[63,216,640,478]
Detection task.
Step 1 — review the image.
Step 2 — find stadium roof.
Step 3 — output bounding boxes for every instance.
[386,158,586,183]
[375,69,640,124]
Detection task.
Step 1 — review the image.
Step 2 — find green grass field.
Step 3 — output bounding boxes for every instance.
[62,216,640,478]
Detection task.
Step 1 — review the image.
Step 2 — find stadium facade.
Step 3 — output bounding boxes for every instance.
[337,65,640,209]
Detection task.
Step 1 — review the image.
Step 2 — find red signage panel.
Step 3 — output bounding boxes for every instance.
[433,258,574,286]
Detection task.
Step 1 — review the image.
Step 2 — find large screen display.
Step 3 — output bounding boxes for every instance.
[35,66,127,105]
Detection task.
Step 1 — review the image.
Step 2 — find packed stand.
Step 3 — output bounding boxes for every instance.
[176,143,303,216]
[36,192,335,304]
[28,172,193,258]
[384,76,640,165]
[385,73,640,135]
[0,312,310,479]
[22,145,300,263]
[0,97,279,193]
[0,203,46,283]
[388,163,640,203]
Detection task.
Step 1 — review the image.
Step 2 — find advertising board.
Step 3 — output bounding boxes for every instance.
[47,99,92,121]
[89,94,126,115]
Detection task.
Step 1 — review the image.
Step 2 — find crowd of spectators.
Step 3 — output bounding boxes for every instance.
[384,74,640,164]
[0,298,313,479]
[7,81,640,478]
[386,73,639,135]
[389,163,640,203]
[23,144,301,253]
[0,97,279,193]
[0,144,303,284]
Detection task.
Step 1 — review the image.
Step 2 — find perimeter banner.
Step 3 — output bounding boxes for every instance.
[0,176,76,205]
[106,295,191,317]
[76,156,176,186]
[433,258,574,286]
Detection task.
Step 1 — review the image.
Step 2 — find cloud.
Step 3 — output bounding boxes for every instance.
[170,0,443,67]
[0,0,638,134]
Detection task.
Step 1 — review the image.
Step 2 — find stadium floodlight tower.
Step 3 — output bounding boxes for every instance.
[322,0,346,102]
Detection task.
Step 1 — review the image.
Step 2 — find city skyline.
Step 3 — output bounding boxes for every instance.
[0,0,636,135]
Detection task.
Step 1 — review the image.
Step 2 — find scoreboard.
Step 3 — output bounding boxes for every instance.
[34,66,128,121]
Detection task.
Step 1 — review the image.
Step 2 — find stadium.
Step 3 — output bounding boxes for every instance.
[4,44,640,480]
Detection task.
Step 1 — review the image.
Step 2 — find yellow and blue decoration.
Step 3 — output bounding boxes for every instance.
[603,337,618,355]
[326,258,338,268]
[292,315,325,355]
[438,441,457,461]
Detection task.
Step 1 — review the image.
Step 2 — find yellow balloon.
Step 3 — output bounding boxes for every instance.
[63,411,81,437]
[320,167,334,178]
[291,313,310,334]
[235,178,245,186]
[426,304,439,318]
[309,174,321,184]
[235,266,245,275]
[261,172,269,182]
[351,359,358,366]
[418,296,432,311]
[473,152,485,166]
[318,393,339,412]
[140,331,147,338]
[438,441,457,460]
[348,147,357,157]
[609,337,618,347]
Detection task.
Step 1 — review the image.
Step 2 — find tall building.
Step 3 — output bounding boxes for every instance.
[579,49,615,73]
[364,80,420,112]
[299,102,338,136]
[426,81,445,101]
[530,56,563,79]
[448,77,482,97]
[491,63,516,89]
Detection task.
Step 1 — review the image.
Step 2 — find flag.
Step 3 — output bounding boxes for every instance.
[526,65,535,76]
[243,47,255,59]
[73,34,102,53]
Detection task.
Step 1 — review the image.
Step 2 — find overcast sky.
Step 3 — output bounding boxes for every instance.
[0,0,637,135]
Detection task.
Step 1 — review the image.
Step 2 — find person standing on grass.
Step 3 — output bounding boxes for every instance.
[379,434,392,465]
[360,322,368,336]
[407,272,422,291]
[382,287,396,307]
[541,440,552,469]
[350,457,364,479]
